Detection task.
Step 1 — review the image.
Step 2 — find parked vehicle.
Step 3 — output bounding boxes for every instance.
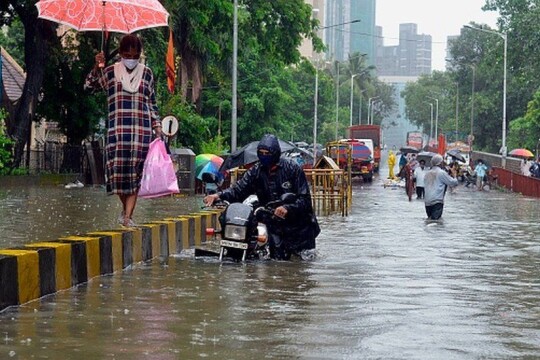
[406,131,423,150]
[328,139,374,182]
[346,125,381,172]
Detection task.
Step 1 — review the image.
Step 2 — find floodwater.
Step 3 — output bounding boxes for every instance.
[1,164,540,359]
[0,184,201,248]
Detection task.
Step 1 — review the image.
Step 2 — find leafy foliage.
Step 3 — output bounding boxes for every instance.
[507,90,540,152]
[0,109,14,174]
[1,0,393,163]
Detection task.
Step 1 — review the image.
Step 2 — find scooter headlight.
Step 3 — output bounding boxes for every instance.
[223,225,247,241]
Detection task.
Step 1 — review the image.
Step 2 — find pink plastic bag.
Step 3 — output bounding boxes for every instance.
[139,138,180,198]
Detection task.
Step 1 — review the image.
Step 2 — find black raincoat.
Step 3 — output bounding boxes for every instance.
[219,135,319,259]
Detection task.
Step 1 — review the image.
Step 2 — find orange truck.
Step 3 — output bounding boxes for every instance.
[406,131,423,150]
[346,125,381,172]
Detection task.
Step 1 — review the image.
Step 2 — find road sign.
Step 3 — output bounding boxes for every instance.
[161,115,179,137]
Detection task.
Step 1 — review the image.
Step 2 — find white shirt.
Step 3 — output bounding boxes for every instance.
[413,166,427,187]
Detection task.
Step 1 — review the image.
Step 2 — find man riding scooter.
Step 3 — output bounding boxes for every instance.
[203,134,320,260]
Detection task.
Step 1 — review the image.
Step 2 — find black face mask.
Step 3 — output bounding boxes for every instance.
[258,153,274,167]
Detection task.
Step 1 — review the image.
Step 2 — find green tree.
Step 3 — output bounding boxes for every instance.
[507,90,540,151]
[0,18,24,65]
[0,1,56,168]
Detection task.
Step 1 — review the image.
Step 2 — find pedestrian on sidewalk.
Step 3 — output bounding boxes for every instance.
[84,34,162,227]
[474,159,488,191]
[423,154,458,220]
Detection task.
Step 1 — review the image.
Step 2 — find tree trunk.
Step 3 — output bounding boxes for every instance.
[10,18,52,168]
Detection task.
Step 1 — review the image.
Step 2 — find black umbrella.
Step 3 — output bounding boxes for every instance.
[447,149,466,163]
[219,139,297,171]
[399,146,420,155]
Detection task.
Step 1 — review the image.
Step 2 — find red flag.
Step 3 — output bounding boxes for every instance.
[437,133,446,155]
[166,29,175,94]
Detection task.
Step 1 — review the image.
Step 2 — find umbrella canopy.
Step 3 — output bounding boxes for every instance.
[417,151,438,165]
[508,148,534,159]
[195,154,223,181]
[219,139,297,172]
[446,149,466,163]
[399,146,420,155]
[36,0,169,34]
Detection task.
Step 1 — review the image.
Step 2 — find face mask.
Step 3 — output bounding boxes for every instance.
[122,58,139,70]
[258,154,274,168]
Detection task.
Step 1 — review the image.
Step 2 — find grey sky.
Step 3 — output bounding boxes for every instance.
[376,0,499,71]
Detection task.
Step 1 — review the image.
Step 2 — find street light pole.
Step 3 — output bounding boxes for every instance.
[313,64,319,165]
[358,89,367,125]
[464,24,508,167]
[335,61,340,140]
[367,96,379,125]
[455,84,459,142]
[470,65,475,151]
[429,103,434,142]
[429,97,439,142]
[350,74,359,127]
[370,99,382,125]
[231,0,238,151]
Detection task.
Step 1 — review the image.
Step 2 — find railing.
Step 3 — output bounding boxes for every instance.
[27,142,86,176]
[227,167,350,216]
[305,168,349,216]
[492,167,540,198]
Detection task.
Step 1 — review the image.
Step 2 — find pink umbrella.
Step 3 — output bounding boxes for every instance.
[36,0,169,34]
[509,148,534,159]
[36,0,169,54]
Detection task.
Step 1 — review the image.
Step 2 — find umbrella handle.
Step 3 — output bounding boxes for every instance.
[99,1,106,67]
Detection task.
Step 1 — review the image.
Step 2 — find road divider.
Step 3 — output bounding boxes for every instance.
[0,210,220,312]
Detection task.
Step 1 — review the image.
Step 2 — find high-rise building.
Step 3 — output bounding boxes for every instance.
[376,23,432,76]
[324,0,376,64]
[379,76,422,149]
[299,0,325,59]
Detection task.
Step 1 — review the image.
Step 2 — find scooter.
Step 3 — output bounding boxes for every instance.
[197,175,296,261]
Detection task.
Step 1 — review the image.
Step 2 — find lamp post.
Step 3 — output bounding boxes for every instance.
[427,102,434,142]
[358,89,367,125]
[350,73,360,127]
[370,99,382,125]
[455,84,459,142]
[428,97,438,142]
[367,96,379,125]
[313,63,319,165]
[231,0,238,151]
[464,24,507,167]
[334,60,340,140]
[470,65,475,151]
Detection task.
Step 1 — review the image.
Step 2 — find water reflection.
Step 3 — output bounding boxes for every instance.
[1,174,540,358]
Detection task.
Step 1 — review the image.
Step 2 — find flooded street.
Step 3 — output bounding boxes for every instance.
[1,168,540,359]
[0,184,201,247]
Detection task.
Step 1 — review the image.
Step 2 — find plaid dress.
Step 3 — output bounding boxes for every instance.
[85,64,161,195]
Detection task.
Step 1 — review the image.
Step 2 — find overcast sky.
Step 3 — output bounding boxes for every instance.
[376,0,499,71]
